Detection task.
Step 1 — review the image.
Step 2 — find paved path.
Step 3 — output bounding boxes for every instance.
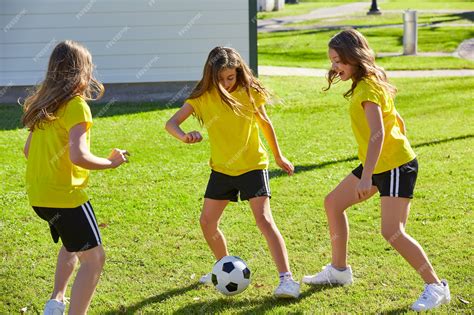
[259,22,473,33]
[258,2,369,31]
[259,66,474,77]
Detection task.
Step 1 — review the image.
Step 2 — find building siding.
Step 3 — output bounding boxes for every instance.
[0,0,251,86]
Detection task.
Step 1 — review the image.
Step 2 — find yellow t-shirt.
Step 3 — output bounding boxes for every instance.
[350,77,416,174]
[185,86,269,176]
[26,96,92,208]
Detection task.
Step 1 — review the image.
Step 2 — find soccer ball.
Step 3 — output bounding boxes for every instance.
[211,256,251,296]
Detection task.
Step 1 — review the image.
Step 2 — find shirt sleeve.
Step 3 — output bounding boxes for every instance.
[63,97,93,132]
[354,80,383,109]
[251,89,267,108]
[184,97,202,120]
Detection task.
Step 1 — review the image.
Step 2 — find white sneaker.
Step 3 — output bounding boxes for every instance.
[411,279,451,311]
[274,279,300,298]
[43,299,65,315]
[302,264,353,285]
[199,272,212,284]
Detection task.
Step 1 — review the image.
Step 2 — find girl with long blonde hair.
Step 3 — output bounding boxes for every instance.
[23,40,129,314]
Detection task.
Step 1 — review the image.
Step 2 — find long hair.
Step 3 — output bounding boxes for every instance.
[188,46,269,124]
[325,29,396,99]
[21,40,104,131]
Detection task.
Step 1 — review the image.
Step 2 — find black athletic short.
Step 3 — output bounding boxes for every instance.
[352,158,418,199]
[204,169,271,202]
[33,200,102,252]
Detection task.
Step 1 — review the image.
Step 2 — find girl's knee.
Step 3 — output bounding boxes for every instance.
[199,215,207,228]
[93,247,106,267]
[200,214,217,230]
[324,193,338,214]
[381,226,404,244]
[255,213,274,232]
[79,246,105,268]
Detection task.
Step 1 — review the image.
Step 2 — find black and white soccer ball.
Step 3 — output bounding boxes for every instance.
[211,256,251,296]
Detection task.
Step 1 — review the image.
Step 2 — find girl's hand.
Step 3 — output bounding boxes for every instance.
[182,131,203,144]
[107,148,129,168]
[356,177,372,200]
[276,156,294,176]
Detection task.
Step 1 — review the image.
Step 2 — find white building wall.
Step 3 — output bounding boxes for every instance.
[0,0,250,86]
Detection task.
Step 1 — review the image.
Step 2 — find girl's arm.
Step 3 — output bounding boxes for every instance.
[24,131,32,159]
[396,111,406,135]
[255,106,294,176]
[357,101,384,199]
[69,122,129,170]
[165,103,202,143]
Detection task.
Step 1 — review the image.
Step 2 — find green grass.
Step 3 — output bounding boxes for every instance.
[1,76,473,313]
[258,27,474,70]
[257,0,473,70]
[380,0,474,11]
[257,1,356,20]
[258,1,474,20]
[286,12,474,27]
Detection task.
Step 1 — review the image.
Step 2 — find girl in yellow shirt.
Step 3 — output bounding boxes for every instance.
[22,40,129,314]
[302,30,450,311]
[166,47,300,298]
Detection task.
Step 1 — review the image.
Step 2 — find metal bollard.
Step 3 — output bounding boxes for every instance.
[274,0,284,11]
[367,0,382,15]
[403,10,417,55]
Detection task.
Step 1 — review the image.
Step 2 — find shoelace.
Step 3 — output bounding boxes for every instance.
[280,278,295,285]
[420,284,440,301]
[319,265,334,284]
[279,280,299,293]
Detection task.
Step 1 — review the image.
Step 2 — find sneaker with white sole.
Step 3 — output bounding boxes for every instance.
[43,299,65,315]
[199,272,212,284]
[274,279,300,298]
[411,279,450,311]
[302,264,353,285]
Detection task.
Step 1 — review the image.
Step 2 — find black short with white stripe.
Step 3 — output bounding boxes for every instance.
[352,158,418,199]
[204,169,271,202]
[33,201,102,252]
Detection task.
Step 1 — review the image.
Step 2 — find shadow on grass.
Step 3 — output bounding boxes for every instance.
[102,283,200,315]
[450,11,474,23]
[411,134,474,148]
[100,282,337,314]
[173,284,335,314]
[269,134,474,179]
[259,28,335,39]
[262,12,474,34]
[380,306,412,314]
[269,155,357,179]
[412,12,474,26]
[0,101,181,131]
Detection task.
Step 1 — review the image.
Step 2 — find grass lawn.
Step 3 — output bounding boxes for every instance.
[258,0,474,20]
[257,1,356,20]
[258,0,473,70]
[1,76,473,313]
[380,0,474,11]
[258,26,474,70]
[286,12,474,27]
